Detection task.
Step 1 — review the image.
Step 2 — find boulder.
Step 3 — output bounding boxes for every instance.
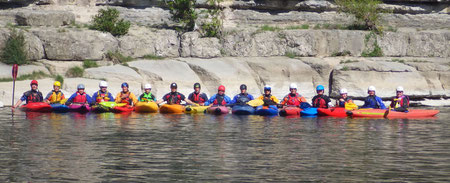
[222,29,286,57]
[0,28,45,61]
[15,10,75,27]
[300,57,342,92]
[315,30,366,57]
[406,31,450,57]
[181,32,222,58]
[32,28,118,61]
[116,7,174,28]
[0,62,50,79]
[84,64,142,82]
[118,27,179,58]
[377,32,409,57]
[296,0,337,12]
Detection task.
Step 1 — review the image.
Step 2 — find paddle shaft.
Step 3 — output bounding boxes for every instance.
[12,79,15,107]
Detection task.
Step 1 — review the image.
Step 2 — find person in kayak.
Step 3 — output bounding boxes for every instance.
[361,86,386,109]
[187,83,208,106]
[138,84,157,102]
[12,80,43,110]
[312,85,334,108]
[205,85,232,106]
[336,88,354,107]
[257,85,279,106]
[91,81,114,105]
[157,83,193,105]
[115,82,138,106]
[230,84,255,105]
[65,84,92,105]
[280,83,308,107]
[44,81,65,104]
[389,86,409,112]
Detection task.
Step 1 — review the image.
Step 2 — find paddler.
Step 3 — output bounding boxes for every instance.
[205,85,232,106]
[115,82,138,106]
[257,85,279,106]
[156,83,194,105]
[44,81,65,104]
[312,85,334,108]
[91,81,114,105]
[187,83,208,106]
[12,80,43,110]
[65,84,92,105]
[336,88,354,107]
[230,84,254,105]
[389,86,409,112]
[361,86,386,109]
[138,84,157,102]
[280,83,308,107]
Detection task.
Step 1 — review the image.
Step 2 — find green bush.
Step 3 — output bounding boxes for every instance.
[1,29,28,65]
[200,0,223,38]
[55,75,64,88]
[0,71,49,82]
[83,59,98,68]
[167,0,197,31]
[285,51,297,59]
[142,54,165,60]
[335,0,385,31]
[106,51,133,64]
[361,32,383,57]
[66,66,84,78]
[90,8,131,37]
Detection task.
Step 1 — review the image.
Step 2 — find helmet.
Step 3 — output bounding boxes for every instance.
[396,86,404,92]
[30,80,38,86]
[77,84,85,89]
[316,85,325,91]
[289,83,297,89]
[240,84,247,90]
[170,83,177,89]
[340,88,348,94]
[264,85,271,91]
[194,82,201,89]
[121,82,129,88]
[53,81,61,87]
[99,81,108,88]
[368,86,376,91]
[218,85,225,91]
[144,84,152,89]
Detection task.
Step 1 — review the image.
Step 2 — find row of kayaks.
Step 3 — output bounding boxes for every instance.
[19,102,440,118]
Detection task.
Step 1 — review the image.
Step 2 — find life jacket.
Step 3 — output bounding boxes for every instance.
[392,95,409,109]
[25,90,42,103]
[284,93,302,106]
[364,95,380,109]
[236,93,251,104]
[119,91,132,105]
[313,95,328,108]
[337,97,353,107]
[262,94,277,106]
[165,92,183,104]
[190,92,206,104]
[48,90,63,103]
[213,94,227,106]
[96,90,110,103]
[141,92,155,102]
[73,92,87,103]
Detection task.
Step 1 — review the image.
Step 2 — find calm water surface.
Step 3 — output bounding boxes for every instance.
[0,107,449,182]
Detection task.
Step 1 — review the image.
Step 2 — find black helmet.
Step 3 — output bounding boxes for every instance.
[240,84,247,90]
[194,82,201,89]
[170,82,177,89]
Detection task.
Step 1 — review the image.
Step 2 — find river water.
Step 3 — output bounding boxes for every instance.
[0,107,449,182]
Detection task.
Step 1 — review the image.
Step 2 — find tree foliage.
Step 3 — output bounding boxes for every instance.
[335,0,385,31]
[90,8,131,37]
[167,0,198,31]
[1,29,27,65]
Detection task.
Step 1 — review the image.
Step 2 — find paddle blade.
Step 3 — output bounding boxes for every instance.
[59,98,68,104]
[247,99,264,107]
[345,103,358,111]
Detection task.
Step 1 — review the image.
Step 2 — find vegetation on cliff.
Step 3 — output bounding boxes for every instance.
[1,29,27,65]
[335,0,387,32]
[90,8,130,37]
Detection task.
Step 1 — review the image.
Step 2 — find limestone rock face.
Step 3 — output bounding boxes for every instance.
[116,7,174,28]
[118,27,179,58]
[84,64,142,82]
[0,28,45,61]
[406,31,450,57]
[181,32,222,58]
[15,10,75,27]
[0,62,50,79]
[32,28,118,60]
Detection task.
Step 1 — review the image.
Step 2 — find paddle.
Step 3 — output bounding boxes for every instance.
[11,64,18,114]
[384,106,391,118]
[247,99,264,107]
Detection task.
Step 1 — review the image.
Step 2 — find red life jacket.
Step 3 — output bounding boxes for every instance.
[26,91,42,103]
[285,93,301,106]
[165,92,183,104]
[119,92,132,105]
[391,95,409,108]
[96,91,110,103]
[191,92,206,104]
[213,94,227,106]
[73,92,87,103]
[313,95,327,108]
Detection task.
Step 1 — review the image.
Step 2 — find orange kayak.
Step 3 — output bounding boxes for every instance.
[20,102,52,113]
[279,106,301,116]
[317,107,348,117]
[349,109,439,118]
[160,104,185,114]
[111,105,135,113]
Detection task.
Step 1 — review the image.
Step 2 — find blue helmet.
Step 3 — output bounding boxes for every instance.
[121,82,129,88]
[264,85,271,91]
[316,85,325,91]
[77,84,85,89]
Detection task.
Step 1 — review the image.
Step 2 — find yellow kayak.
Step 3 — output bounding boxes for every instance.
[160,104,185,114]
[135,102,159,113]
[185,105,209,114]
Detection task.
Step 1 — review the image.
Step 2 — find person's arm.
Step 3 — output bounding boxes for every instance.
[44,92,52,104]
[115,93,121,103]
[85,94,93,104]
[377,97,386,109]
[38,92,44,102]
[12,100,23,110]
[230,95,238,105]
[326,96,334,107]
[280,96,287,105]
[225,96,232,104]
[65,93,76,105]
[130,93,138,105]
[204,95,215,106]
[156,94,167,104]
[389,98,395,108]
[152,94,157,101]
[272,96,280,104]
[108,93,115,102]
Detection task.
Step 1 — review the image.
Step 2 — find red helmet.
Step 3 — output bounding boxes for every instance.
[218,85,225,91]
[30,80,38,86]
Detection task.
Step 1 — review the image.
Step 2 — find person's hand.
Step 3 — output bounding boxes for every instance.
[339,99,344,102]
[11,106,16,111]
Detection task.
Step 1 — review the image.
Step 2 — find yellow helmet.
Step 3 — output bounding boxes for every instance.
[53,81,61,87]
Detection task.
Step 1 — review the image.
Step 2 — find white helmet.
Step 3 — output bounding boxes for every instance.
[99,81,108,88]
[289,83,297,89]
[368,86,376,92]
[396,86,404,92]
[144,84,152,89]
[340,88,348,94]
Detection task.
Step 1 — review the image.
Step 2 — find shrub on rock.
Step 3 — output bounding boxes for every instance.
[90,8,130,37]
[1,29,28,65]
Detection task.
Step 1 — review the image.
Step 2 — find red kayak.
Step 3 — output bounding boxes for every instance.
[207,106,229,115]
[349,109,440,118]
[317,107,348,117]
[111,105,135,113]
[19,102,52,113]
[279,106,301,116]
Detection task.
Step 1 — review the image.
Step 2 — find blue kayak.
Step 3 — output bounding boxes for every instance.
[300,107,318,116]
[255,105,278,116]
[50,104,70,113]
[232,105,255,115]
